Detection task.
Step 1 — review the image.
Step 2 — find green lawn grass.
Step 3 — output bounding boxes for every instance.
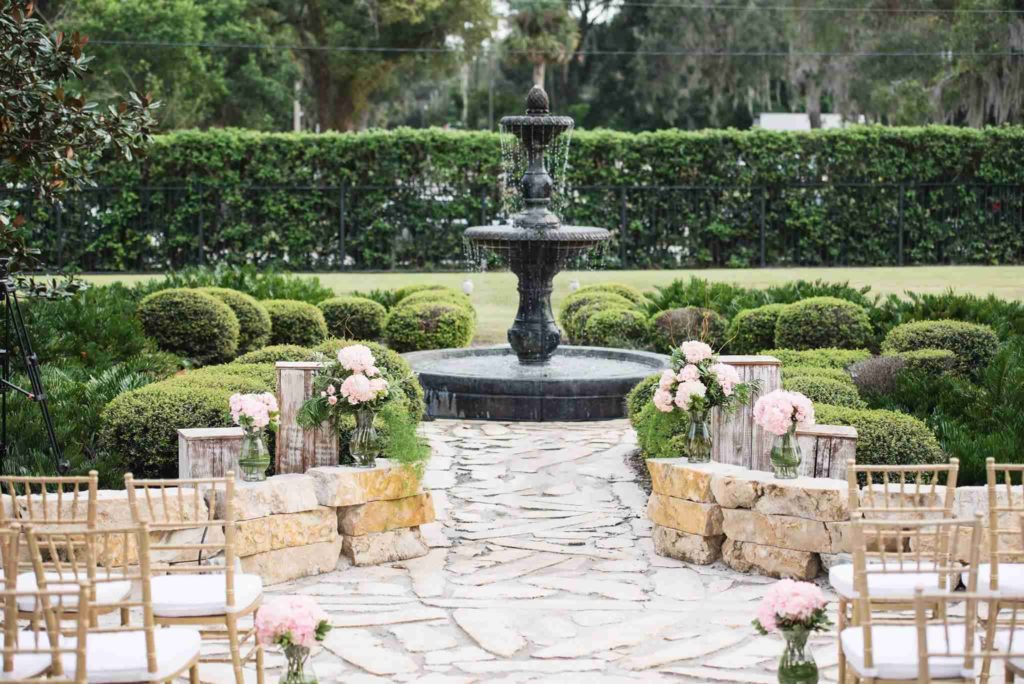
[87,266,1024,345]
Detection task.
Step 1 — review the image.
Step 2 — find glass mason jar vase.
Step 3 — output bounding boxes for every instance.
[770,423,803,479]
[349,408,380,468]
[777,625,818,684]
[238,428,270,482]
[279,644,317,684]
[686,407,713,464]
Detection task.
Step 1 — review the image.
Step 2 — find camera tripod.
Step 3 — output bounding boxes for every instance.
[0,257,66,474]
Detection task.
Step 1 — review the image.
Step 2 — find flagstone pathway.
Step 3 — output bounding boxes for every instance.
[258,419,845,683]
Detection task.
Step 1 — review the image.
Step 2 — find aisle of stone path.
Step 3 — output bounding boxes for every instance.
[265,419,844,683]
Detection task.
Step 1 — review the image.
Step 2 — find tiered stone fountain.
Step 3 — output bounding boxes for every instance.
[405,87,667,421]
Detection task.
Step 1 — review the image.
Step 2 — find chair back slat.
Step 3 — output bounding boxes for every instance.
[0,473,98,529]
[986,458,1024,588]
[846,459,958,520]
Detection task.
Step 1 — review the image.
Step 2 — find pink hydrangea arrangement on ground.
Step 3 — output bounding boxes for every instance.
[752,579,831,635]
[255,596,332,649]
[229,392,280,432]
[651,339,753,416]
[753,389,815,436]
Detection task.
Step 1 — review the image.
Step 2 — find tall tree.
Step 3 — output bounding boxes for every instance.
[505,0,579,88]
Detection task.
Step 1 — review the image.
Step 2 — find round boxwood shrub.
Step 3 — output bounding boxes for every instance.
[235,344,314,364]
[384,302,475,352]
[626,374,660,420]
[574,283,647,307]
[169,363,277,390]
[881,320,998,374]
[897,348,958,376]
[196,287,271,354]
[761,348,872,369]
[582,308,649,348]
[774,297,873,350]
[727,304,790,354]
[398,289,475,316]
[313,339,425,421]
[138,289,240,365]
[633,401,688,459]
[318,296,387,340]
[782,375,866,409]
[394,284,447,302]
[783,365,855,385]
[263,299,329,347]
[651,306,727,352]
[814,403,944,468]
[559,291,635,342]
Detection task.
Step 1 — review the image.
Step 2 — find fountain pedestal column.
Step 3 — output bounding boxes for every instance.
[507,248,561,364]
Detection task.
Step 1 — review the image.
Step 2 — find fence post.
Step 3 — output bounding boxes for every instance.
[758,188,767,268]
[618,187,628,267]
[897,183,905,266]
[338,184,347,270]
[197,193,205,266]
[55,202,64,269]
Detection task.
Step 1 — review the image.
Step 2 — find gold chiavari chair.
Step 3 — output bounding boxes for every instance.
[980,464,1024,683]
[124,473,264,684]
[0,472,98,530]
[835,459,960,683]
[837,512,982,684]
[24,523,202,684]
[1,528,89,684]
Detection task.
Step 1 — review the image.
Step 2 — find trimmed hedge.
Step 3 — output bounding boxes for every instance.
[626,374,660,421]
[560,291,636,343]
[384,301,475,352]
[263,299,329,347]
[394,284,447,302]
[582,308,650,348]
[651,307,727,352]
[727,304,789,355]
[783,365,855,385]
[575,284,648,307]
[814,403,944,467]
[397,289,475,315]
[197,287,272,354]
[881,320,998,374]
[897,348,958,376]
[782,375,866,409]
[626,375,689,459]
[762,348,872,369]
[318,296,387,340]
[774,297,873,350]
[138,289,240,365]
[235,344,314,364]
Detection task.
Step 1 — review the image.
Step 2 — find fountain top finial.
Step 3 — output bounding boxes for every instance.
[526,85,550,115]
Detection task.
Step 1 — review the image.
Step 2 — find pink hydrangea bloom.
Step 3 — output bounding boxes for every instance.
[255,595,329,648]
[674,379,706,409]
[653,388,675,412]
[327,395,338,406]
[229,392,278,430]
[676,364,700,383]
[710,362,741,396]
[658,369,676,391]
[680,340,713,364]
[753,390,816,436]
[337,345,377,374]
[339,373,388,405]
[755,579,827,633]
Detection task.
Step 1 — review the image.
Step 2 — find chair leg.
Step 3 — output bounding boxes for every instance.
[837,597,848,684]
[255,642,265,684]
[190,663,200,684]
[982,601,1000,684]
[226,615,244,684]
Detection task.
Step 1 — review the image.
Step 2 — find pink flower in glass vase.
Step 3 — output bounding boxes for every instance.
[340,374,374,404]
[653,388,675,412]
[327,395,338,406]
[710,362,741,396]
[674,379,706,409]
[658,369,676,391]
[680,340,713,364]
[337,345,377,374]
[676,364,700,383]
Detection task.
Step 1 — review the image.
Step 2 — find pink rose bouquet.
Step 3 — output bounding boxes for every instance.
[753,390,815,437]
[752,579,831,635]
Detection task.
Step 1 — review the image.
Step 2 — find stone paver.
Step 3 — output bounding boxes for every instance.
[252,419,845,683]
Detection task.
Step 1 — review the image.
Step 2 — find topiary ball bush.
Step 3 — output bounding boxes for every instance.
[897,348,958,376]
[394,284,447,302]
[384,301,475,352]
[633,402,689,459]
[626,374,660,420]
[814,403,944,468]
[574,283,648,307]
[235,344,314,364]
[783,365,855,385]
[138,288,240,365]
[727,304,790,354]
[881,320,998,374]
[263,299,329,347]
[774,297,873,350]
[782,375,866,409]
[397,289,475,316]
[651,306,727,352]
[761,348,872,369]
[582,308,650,349]
[313,339,425,421]
[318,296,387,340]
[197,287,272,354]
[559,291,635,343]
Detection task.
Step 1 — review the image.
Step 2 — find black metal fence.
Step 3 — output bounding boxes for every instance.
[5,182,1023,271]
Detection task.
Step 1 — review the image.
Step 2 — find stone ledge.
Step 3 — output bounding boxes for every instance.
[309,459,422,507]
[343,527,429,566]
[722,539,820,580]
[646,459,743,502]
[240,536,343,585]
[339,493,436,536]
[236,506,337,556]
[646,493,723,537]
[209,474,321,520]
[651,525,723,565]
[721,508,833,553]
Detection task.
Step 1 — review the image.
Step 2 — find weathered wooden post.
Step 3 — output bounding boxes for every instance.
[711,355,782,470]
[276,361,339,474]
[795,425,858,480]
[178,427,243,478]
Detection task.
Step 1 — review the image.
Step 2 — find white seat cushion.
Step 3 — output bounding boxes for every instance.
[0,632,60,680]
[995,630,1024,671]
[976,563,1024,593]
[15,572,131,612]
[63,628,201,683]
[829,561,949,599]
[151,573,262,617]
[841,624,979,680]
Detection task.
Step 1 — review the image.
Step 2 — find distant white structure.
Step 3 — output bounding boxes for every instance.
[753,113,855,131]
[462,278,475,295]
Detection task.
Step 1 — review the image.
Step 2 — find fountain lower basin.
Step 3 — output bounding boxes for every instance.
[404,345,669,421]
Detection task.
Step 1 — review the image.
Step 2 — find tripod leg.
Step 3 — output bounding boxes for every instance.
[0,294,8,472]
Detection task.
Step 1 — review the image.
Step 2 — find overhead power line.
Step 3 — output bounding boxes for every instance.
[90,40,1023,58]
[610,1,1024,14]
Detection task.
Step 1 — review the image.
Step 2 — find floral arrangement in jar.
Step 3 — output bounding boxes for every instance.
[651,340,753,463]
[230,392,279,481]
[753,579,831,684]
[255,596,332,684]
[753,389,815,479]
[298,344,390,467]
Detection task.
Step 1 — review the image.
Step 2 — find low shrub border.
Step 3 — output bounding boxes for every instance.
[881,319,998,375]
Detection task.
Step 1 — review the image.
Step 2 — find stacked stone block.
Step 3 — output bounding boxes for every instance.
[647,459,850,580]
